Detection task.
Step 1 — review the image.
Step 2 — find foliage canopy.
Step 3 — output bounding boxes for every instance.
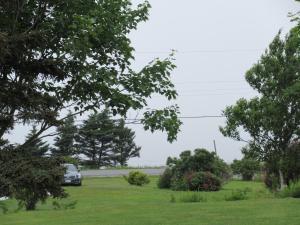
[0,0,181,145]
[220,26,300,188]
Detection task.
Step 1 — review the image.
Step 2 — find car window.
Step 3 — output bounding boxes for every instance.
[66,164,78,172]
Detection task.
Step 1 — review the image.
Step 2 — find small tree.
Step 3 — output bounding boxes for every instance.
[112,119,141,166]
[231,158,260,181]
[220,26,300,189]
[0,147,66,211]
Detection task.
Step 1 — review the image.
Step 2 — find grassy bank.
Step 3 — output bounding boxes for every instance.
[2,177,300,225]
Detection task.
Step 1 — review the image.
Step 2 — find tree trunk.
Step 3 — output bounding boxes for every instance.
[279,169,287,191]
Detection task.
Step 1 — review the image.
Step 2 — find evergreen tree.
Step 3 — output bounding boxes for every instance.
[52,112,77,157]
[76,110,115,167]
[24,126,49,156]
[113,120,141,166]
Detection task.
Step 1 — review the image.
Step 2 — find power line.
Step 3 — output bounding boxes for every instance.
[174,80,247,85]
[14,115,225,125]
[135,49,264,54]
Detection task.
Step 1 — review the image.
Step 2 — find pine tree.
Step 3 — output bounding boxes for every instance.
[24,126,49,156]
[76,110,115,167]
[112,120,141,166]
[52,112,77,157]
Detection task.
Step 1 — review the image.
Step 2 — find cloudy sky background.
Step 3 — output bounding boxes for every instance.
[126,0,299,166]
[7,0,300,166]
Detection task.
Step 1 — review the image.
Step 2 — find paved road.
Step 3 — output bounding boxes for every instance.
[81,168,165,177]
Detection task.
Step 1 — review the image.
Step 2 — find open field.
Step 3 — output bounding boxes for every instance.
[2,177,300,225]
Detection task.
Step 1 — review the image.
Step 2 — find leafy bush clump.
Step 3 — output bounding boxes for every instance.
[125,171,150,186]
[158,148,230,191]
[186,172,222,191]
[170,176,189,191]
[158,168,173,189]
[225,189,248,201]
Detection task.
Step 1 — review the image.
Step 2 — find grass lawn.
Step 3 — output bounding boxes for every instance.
[1,177,300,225]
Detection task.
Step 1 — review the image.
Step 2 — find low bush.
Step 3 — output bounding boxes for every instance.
[158,168,173,189]
[225,189,248,201]
[52,200,78,210]
[124,171,150,186]
[179,193,207,203]
[159,149,229,191]
[0,202,8,214]
[278,182,300,198]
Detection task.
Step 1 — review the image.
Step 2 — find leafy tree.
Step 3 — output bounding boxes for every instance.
[52,112,77,157]
[76,110,115,167]
[0,0,181,146]
[231,158,260,181]
[112,119,141,166]
[0,0,181,210]
[220,26,300,189]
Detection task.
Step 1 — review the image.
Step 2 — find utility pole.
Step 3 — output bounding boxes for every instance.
[213,140,217,155]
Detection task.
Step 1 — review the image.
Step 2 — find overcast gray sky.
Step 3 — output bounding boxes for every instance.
[126,0,300,166]
[6,0,300,166]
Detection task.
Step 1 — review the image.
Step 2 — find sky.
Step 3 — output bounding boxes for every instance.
[126,0,300,166]
[6,0,300,166]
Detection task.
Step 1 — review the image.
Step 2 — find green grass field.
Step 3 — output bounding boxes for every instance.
[2,177,300,225]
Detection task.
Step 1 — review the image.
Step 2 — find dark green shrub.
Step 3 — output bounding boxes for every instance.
[125,171,150,186]
[0,149,67,211]
[291,187,300,198]
[165,148,230,192]
[264,170,280,191]
[170,176,189,191]
[225,189,248,201]
[158,168,173,189]
[279,182,300,198]
[186,172,222,191]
